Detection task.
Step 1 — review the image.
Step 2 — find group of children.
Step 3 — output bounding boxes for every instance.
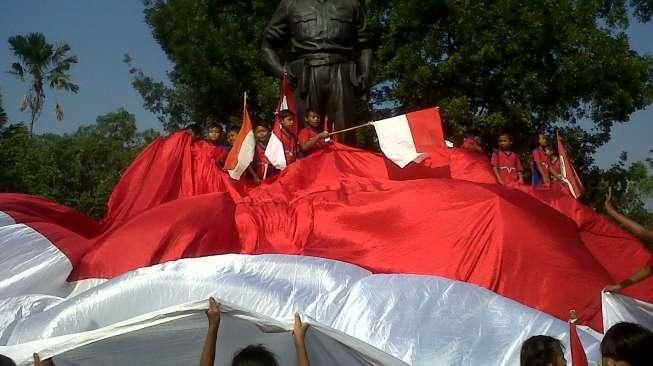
[463,131,567,190]
[187,109,331,184]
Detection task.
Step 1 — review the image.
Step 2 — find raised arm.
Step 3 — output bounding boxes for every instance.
[293,313,310,366]
[604,187,653,242]
[199,297,221,366]
[604,265,652,293]
[299,131,329,152]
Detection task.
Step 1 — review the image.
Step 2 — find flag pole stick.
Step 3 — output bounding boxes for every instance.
[328,122,373,136]
[263,163,269,180]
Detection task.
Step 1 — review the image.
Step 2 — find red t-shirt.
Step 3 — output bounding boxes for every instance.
[277,127,298,165]
[298,126,328,154]
[491,150,523,186]
[532,147,550,182]
[253,141,278,179]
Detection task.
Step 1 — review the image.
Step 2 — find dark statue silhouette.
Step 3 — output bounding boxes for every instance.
[262,0,372,144]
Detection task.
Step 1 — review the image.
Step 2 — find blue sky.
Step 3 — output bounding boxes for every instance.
[0,0,651,168]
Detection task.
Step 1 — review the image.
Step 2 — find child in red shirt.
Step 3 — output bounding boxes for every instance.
[298,109,330,155]
[531,133,550,186]
[206,122,229,168]
[491,133,524,187]
[248,123,278,184]
[276,109,298,165]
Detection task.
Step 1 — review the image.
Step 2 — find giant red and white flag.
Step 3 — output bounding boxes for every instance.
[1,108,653,365]
[372,107,446,168]
[557,133,585,199]
[224,101,255,180]
[265,74,297,170]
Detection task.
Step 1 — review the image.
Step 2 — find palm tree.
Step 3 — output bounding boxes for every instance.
[8,32,79,134]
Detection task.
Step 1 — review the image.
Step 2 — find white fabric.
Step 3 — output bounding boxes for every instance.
[372,115,425,168]
[0,215,604,365]
[227,130,255,180]
[0,211,15,226]
[602,291,653,331]
[265,132,287,170]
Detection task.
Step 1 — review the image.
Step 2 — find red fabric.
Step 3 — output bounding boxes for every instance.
[449,149,496,184]
[532,147,550,184]
[2,141,653,333]
[557,134,585,198]
[277,127,298,164]
[570,323,589,366]
[491,150,523,186]
[254,142,276,179]
[298,126,328,154]
[191,141,230,195]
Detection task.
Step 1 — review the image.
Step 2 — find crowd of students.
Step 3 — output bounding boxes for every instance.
[460,131,567,190]
[185,109,332,185]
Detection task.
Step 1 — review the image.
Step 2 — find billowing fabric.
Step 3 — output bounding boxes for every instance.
[1,131,653,364]
[0,228,603,365]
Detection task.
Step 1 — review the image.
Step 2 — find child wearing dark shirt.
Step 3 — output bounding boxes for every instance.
[491,133,524,187]
[298,109,330,155]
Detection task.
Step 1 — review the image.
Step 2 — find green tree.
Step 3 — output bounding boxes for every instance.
[8,32,79,134]
[0,109,160,218]
[0,89,7,129]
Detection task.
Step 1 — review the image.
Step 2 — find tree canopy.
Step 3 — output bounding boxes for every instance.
[0,109,160,218]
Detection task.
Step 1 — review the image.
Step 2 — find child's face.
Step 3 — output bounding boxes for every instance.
[545,147,554,157]
[281,116,294,131]
[498,135,512,150]
[227,131,238,145]
[305,111,321,128]
[254,126,270,143]
[207,127,222,143]
[538,134,548,147]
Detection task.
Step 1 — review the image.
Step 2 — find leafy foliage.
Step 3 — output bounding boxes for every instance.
[0,109,160,218]
[0,89,7,129]
[7,32,79,133]
[130,0,651,216]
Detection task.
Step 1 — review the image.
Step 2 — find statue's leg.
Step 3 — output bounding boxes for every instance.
[326,62,356,146]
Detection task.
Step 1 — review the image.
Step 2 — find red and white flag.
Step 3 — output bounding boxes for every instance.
[570,322,589,366]
[557,133,585,199]
[372,107,445,168]
[265,74,297,170]
[224,100,255,180]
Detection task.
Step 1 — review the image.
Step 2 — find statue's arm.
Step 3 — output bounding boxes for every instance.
[261,0,289,78]
[356,2,373,90]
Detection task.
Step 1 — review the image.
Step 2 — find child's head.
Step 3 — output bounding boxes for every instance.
[537,133,549,148]
[520,335,566,366]
[0,354,16,366]
[601,322,653,366]
[254,123,271,143]
[227,127,239,146]
[497,133,513,150]
[278,109,295,131]
[207,122,224,143]
[544,145,557,158]
[231,345,278,366]
[185,123,203,141]
[304,109,321,128]
[464,131,481,145]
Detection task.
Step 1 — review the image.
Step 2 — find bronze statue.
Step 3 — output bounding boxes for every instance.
[262,0,372,145]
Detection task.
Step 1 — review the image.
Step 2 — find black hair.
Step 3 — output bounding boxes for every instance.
[498,132,513,141]
[231,345,279,366]
[228,125,240,134]
[254,121,271,130]
[304,108,319,117]
[520,335,564,366]
[207,122,224,132]
[278,109,295,121]
[601,322,653,366]
[185,123,203,138]
[532,132,549,148]
[464,130,479,139]
[0,354,16,366]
